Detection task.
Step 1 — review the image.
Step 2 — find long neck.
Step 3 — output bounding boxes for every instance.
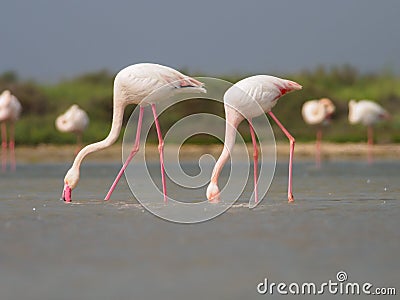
[210,106,243,184]
[71,101,126,170]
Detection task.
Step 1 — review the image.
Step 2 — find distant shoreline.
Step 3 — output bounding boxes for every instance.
[13,142,400,163]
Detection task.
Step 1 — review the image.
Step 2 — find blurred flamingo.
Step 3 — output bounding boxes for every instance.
[56,104,89,154]
[206,75,302,204]
[302,98,335,167]
[62,63,206,202]
[348,100,390,163]
[0,90,22,172]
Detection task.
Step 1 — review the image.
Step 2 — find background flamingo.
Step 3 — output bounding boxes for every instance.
[0,90,22,172]
[301,98,335,167]
[62,63,206,202]
[348,99,389,163]
[206,75,302,204]
[56,104,89,154]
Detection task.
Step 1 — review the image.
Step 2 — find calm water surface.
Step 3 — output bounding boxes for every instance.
[0,160,399,299]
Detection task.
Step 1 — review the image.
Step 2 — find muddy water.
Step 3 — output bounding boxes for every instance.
[0,160,399,299]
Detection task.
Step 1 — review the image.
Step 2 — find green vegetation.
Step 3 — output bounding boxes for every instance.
[1,65,399,145]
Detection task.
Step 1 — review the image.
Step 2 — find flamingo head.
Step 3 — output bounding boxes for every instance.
[206,182,221,203]
[320,98,336,115]
[62,167,80,202]
[319,98,336,122]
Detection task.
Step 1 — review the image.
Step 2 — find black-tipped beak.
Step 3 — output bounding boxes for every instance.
[62,184,72,202]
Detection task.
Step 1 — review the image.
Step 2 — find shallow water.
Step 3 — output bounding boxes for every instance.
[0,160,399,299]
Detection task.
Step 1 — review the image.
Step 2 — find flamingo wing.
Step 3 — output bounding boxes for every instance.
[302,100,325,124]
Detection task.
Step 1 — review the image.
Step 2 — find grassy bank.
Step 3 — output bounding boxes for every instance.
[1,65,400,145]
[13,142,400,164]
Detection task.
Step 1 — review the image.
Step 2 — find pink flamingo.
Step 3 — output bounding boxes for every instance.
[301,98,335,167]
[206,75,302,204]
[0,90,22,172]
[62,63,206,202]
[348,100,390,163]
[55,104,89,154]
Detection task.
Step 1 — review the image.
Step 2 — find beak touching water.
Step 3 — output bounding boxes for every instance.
[62,183,72,202]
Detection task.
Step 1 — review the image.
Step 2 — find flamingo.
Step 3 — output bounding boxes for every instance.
[348,99,389,162]
[62,63,206,202]
[206,75,302,204]
[301,98,335,167]
[0,90,22,172]
[55,104,89,154]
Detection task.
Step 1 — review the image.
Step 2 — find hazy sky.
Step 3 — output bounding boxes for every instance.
[1,0,399,82]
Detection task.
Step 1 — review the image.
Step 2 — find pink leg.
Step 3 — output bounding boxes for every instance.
[248,119,259,204]
[367,126,373,164]
[104,106,144,200]
[316,128,322,168]
[268,112,295,203]
[151,104,167,203]
[9,123,16,172]
[1,123,7,172]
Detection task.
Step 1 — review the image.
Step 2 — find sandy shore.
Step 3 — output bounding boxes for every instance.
[13,142,400,163]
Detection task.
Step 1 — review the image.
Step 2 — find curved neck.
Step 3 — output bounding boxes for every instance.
[71,101,126,170]
[210,107,243,184]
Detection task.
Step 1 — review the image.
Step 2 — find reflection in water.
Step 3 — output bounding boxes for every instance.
[0,161,399,300]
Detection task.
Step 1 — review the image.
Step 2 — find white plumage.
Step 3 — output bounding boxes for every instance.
[0,90,22,122]
[207,75,302,203]
[348,99,389,163]
[301,98,336,167]
[62,63,206,202]
[113,63,206,105]
[0,90,22,171]
[56,104,89,134]
[224,75,301,119]
[302,98,335,125]
[348,100,388,126]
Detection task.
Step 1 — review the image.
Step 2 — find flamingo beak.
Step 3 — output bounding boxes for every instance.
[62,183,72,202]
